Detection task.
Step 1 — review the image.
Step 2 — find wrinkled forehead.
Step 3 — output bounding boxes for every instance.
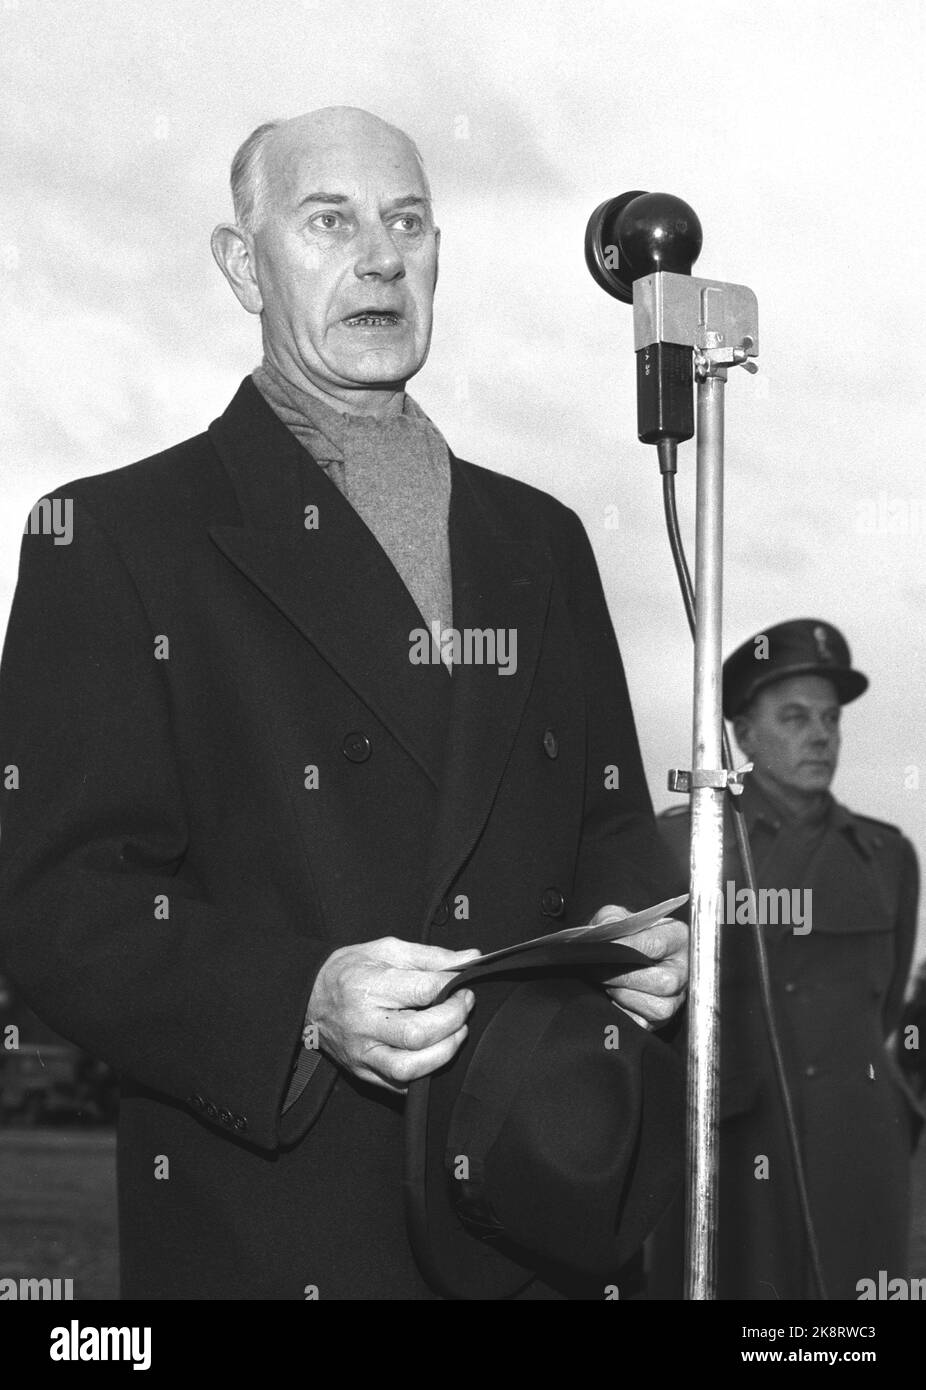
[756,674,841,715]
[263,121,430,216]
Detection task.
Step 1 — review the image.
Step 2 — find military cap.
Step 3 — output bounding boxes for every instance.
[722,618,868,719]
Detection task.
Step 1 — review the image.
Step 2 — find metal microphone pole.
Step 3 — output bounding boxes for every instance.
[686,358,727,1300]
[585,194,758,1298]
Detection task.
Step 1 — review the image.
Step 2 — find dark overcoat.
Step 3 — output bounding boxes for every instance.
[654,784,920,1300]
[0,379,673,1300]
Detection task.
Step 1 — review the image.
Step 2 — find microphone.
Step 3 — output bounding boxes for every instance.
[585,192,702,446]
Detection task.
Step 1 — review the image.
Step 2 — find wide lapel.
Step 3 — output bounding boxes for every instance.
[207,379,450,787]
[735,788,890,937]
[803,811,894,933]
[421,456,553,927]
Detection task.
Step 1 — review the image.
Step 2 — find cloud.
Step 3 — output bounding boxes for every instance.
[2,0,924,956]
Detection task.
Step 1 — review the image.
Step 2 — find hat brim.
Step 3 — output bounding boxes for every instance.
[403,940,651,1300]
[724,664,868,719]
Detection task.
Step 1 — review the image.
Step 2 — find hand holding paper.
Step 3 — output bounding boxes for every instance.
[592,900,690,1031]
[451,895,690,1032]
[460,895,688,967]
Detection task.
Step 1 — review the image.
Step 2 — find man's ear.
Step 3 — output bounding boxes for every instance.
[211,224,263,315]
[432,226,440,291]
[732,713,754,758]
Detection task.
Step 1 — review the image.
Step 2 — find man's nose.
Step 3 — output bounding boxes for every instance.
[807,715,834,745]
[353,222,405,280]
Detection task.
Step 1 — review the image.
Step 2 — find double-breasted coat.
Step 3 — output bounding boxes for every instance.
[655,783,920,1300]
[0,379,674,1299]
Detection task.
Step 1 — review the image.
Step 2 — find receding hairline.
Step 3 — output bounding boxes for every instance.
[229,109,431,233]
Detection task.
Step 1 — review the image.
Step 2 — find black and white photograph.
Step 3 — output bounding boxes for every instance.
[1,0,924,1359]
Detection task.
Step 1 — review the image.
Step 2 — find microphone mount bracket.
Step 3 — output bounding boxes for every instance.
[632,271,759,381]
[667,762,754,796]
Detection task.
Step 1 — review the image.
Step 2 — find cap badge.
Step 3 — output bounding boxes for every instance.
[813,625,833,662]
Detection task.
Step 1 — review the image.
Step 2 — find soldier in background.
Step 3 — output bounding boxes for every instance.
[898,958,926,1107]
[652,618,921,1299]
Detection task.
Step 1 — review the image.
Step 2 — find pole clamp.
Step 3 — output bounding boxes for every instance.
[667,763,753,796]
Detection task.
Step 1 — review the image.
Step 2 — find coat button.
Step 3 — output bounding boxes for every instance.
[804,1064,818,1079]
[540,887,565,918]
[218,1108,233,1126]
[783,980,796,993]
[188,1094,205,1111]
[431,899,450,927]
[542,728,559,759]
[342,732,372,763]
[204,1101,218,1119]
[233,1115,248,1133]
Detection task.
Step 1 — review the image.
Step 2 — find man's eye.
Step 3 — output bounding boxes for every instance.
[392,214,423,233]
[309,212,343,231]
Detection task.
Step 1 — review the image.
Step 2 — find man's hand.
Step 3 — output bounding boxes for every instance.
[306,937,481,1093]
[590,906,689,1030]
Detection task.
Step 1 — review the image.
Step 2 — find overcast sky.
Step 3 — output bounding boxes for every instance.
[3,0,925,953]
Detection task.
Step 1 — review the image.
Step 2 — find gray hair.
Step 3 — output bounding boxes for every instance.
[229,113,433,235]
[230,120,284,233]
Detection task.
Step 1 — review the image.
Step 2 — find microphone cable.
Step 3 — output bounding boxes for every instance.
[656,435,829,1302]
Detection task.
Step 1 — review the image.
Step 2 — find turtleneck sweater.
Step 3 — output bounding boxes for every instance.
[252,358,453,665]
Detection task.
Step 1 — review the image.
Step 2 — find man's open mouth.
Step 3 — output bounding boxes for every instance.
[342,311,402,327]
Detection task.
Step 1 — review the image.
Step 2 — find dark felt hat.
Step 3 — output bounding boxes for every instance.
[722,617,869,719]
[403,940,685,1300]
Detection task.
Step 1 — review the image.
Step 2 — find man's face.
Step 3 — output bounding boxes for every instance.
[733,674,842,800]
[249,114,439,402]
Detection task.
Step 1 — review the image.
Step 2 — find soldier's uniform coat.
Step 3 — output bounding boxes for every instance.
[655,780,920,1300]
[0,379,674,1300]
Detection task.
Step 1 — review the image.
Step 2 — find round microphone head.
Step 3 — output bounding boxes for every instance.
[618,192,702,278]
[585,191,702,302]
[584,190,647,303]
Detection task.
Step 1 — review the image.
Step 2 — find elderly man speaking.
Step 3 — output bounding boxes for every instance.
[0,107,687,1300]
